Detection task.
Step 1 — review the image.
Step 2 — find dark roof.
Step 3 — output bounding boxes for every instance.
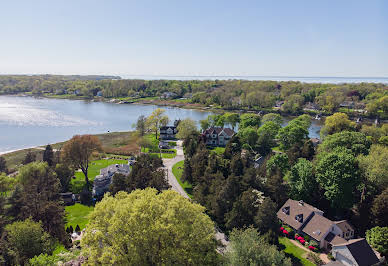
[333,239,379,266]
[302,213,334,241]
[160,126,176,130]
[277,199,322,231]
[325,232,347,245]
[334,220,354,233]
[203,127,235,137]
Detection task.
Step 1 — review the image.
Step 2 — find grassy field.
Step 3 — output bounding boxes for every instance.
[210,147,225,155]
[172,160,193,198]
[278,237,315,266]
[71,159,128,193]
[65,203,94,230]
[1,131,138,172]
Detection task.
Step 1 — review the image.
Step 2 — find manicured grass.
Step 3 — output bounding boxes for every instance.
[212,147,225,155]
[172,160,193,198]
[278,237,315,266]
[65,203,94,230]
[71,159,128,193]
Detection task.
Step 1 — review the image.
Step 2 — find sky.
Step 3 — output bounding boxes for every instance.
[0,0,387,77]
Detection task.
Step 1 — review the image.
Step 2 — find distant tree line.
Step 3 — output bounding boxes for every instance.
[0,75,387,117]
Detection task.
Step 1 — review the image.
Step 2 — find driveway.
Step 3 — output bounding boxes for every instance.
[162,140,229,251]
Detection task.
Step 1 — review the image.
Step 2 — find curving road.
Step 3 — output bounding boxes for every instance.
[162,140,229,252]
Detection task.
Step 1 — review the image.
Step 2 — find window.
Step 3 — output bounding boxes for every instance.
[282,206,290,215]
[295,214,303,223]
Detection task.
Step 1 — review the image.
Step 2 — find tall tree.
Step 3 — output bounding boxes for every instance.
[4,219,54,265]
[224,227,292,266]
[319,131,371,156]
[16,162,68,242]
[22,150,36,165]
[61,134,102,189]
[286,158,318,203]
[176,118,198,140]
[82,188,219,265]
[261,113,283,126]
[371,188,388,227]
[316,148,361,210]
[366,226,388,257]
[320,112,356,137]
[135,115,147,136]
[146,108,169,139]
[55,163,74,192]
[223,112,240,130]
[254,197,278,234]
[239,113,261,129]
[42,144,54,167]
[0,157,7,174]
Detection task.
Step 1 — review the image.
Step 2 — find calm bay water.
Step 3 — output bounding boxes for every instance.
[0,96,322,154]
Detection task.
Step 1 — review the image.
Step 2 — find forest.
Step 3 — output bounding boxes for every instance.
[0,75,387,118]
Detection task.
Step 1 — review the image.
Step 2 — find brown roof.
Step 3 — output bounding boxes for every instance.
[277,199,322,231]
[333,238,379,266]
[334,220,354,233]
[302,213,334,241]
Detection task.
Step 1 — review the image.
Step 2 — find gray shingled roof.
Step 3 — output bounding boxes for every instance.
[333,238,379,266]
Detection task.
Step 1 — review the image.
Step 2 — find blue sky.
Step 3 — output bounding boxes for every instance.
[0,0,387,77]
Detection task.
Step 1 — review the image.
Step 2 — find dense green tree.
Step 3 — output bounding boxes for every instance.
[265,170,289,208]
[125,154,168,193]
[239,113,261,129]
[371,188,388,227]
[135,115,147,136]
[316,148,361,210]
[146,108,169,139]
[286,158,318,203]
[223,227,291,266]
[224,135,242,159]
[266,153,289,175]
[358,145,388,192]
[183,131,200,158]
[200,118,210,131]
[223,112,240,130]
[109,173,127,195]
[319,131,371,156]
[320,113,356,137]
[16,162,68,242]
[277,122,309,150]
[0,157,7,173]
[176,118,198,140]
[254,197,278,234]
[261,113,283,126]
[22,150,36,165]
[43,144,54,167]
[82,189,219,265]
[282,94,304,113]
[238,126,258,148]
[55,163,74,192]
[4,219,54,265]
[366,226,388,256]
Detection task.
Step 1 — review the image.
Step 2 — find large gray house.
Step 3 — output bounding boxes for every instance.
[92,163,131,198]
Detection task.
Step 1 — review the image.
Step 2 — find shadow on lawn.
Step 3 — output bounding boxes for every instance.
[278,243,304,266]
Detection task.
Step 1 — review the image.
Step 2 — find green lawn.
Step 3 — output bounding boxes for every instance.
[71,159,128,193]
[65,203,94,230]
[278,237,315,266]
[172,160,193,198]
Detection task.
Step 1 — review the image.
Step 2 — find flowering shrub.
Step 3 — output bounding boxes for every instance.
[308,246,317,251]
[299,239,305,244]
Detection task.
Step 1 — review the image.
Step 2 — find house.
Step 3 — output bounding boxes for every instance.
[275,100,285,108]
[92,163,131,198]
[60,192,76,205]
[202,127,235,146]
[96,91,103,97]
[161,92,178,99]
[160,126,177,140]
[340,101,355,109]
[332,238,380,266]
[253,156,265,169]
[310,138,321,147]
[303,102,320,111]
[277,199,354,249]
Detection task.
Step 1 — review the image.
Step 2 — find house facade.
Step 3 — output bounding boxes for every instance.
[202,127,235,146]
[160,126,177,140]
[92,163,131,198]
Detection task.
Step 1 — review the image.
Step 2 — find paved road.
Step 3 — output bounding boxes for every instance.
[162,141,229,252]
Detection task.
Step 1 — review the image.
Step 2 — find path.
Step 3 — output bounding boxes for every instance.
[162,140,229,252]
[289,239,330,264]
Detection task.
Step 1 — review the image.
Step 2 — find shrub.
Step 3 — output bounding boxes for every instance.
[327,253,334,261]
[310,240,319,248]
[304,234,310,242]
[307,252,323,265]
